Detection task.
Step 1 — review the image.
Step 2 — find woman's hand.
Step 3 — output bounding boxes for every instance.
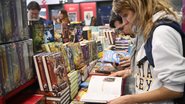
[109,68,131,78]
[107,95,136,104]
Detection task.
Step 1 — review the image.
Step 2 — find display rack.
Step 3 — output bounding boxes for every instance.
[0,78,37,104]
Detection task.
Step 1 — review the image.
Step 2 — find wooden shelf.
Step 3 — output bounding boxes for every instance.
[0,78,37,104]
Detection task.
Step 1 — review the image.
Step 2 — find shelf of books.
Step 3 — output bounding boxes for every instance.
[0,0,37,103]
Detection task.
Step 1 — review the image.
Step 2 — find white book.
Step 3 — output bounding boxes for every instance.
[81,76,122,103]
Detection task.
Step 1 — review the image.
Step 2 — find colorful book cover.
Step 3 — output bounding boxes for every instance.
[80,44,90,64]
[42,53,69,94]
[30,21,45,53]
[41,43,51,52]
[2,0,13,42]
[48,42,59,52]
[64,43,75,70]
[56,43,71,73]
[68,43,85,70]
[43,20,54,43]
[54,23,62,42]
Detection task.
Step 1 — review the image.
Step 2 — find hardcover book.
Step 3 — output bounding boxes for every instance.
[81,76,122,103]
[33,53,50,91]
[42,52,69,95]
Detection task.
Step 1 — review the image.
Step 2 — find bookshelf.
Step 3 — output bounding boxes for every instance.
[0,78,37,104]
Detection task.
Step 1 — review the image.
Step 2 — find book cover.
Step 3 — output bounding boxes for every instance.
[64,44,75,71]
[48,42,60,52]
[80,44,90,64]
[2,0,13,42]
[43,20,54,43]
[68,43,85,70]
[54,23,62,42]
[42,53,69,94]
[41,43,51,52]
[81,76,122,103]
[31,21,45,53]
[56,43,71,73]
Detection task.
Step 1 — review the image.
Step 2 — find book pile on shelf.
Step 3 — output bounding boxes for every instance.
[0,0,35,97]
[33,39,99,103]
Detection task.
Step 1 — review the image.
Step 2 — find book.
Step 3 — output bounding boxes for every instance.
[33,53,49,91]
[23,39,34,81]
[0,1,3,44]
[81,76,122,103]
[2,0,13,43]
[42,52,69,94]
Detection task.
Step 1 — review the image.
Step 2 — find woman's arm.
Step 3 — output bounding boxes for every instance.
[108,87,183,104]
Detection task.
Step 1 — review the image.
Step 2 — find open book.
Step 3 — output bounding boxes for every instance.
[80,76,122,103]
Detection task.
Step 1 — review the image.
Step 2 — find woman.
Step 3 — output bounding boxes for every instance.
[109,0,185,104]
[58,9,70,43]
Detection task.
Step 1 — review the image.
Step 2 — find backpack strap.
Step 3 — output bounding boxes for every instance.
[142,18,185,67]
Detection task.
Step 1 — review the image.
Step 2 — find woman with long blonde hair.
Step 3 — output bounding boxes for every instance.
[109,0,185,104]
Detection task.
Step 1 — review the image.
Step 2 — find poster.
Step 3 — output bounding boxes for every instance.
[64,3,80,22]
[80,2,96,21]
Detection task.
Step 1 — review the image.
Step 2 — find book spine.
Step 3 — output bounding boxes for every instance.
[0,0,3,44]
[37,55,49,91]
[5,44,14,94]
[16,42,26,84]
[12,43,21,89]
[33,55,44,91]
[21,0,29,38]
[15,0,24,40]
[25,39,34,81]
[0,45,5,95]
[11,0,19,41]
[2,0,13,42]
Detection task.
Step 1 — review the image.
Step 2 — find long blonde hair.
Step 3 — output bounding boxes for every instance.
[112,0,177,40]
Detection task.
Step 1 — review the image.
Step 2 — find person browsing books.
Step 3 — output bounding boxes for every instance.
[108,0,185,104]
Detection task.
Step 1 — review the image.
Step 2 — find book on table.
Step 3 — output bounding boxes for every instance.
[80,75,122,103]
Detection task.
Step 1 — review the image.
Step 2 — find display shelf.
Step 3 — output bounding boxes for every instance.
[0,78,37,104]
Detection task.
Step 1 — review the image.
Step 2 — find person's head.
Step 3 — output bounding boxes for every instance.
[110,12,132,35]
[112,0,176,39]
[58,9,68,20]
[27,1,41,19]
